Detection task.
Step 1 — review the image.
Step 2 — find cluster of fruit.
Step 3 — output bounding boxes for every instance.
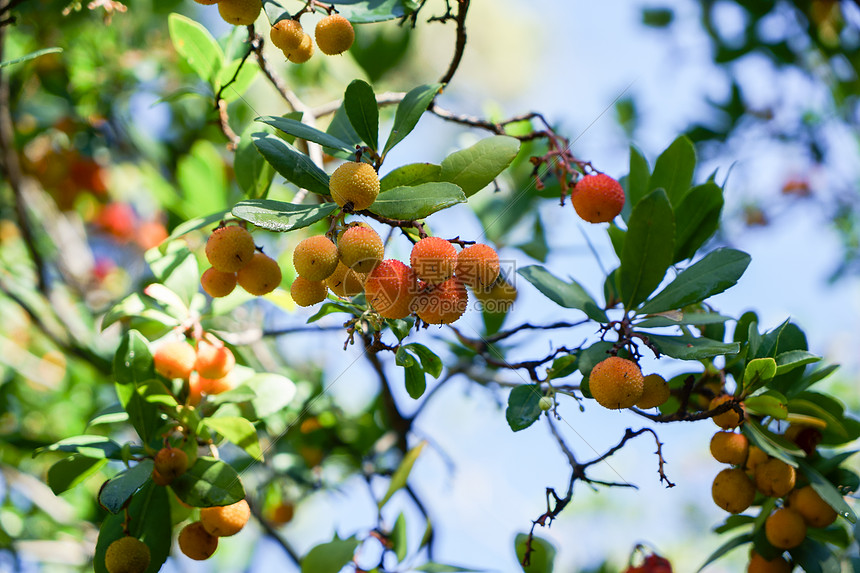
[153,334,237,405]
[201,224,282,298]
[709,415,839,571]
[587,356,670,410]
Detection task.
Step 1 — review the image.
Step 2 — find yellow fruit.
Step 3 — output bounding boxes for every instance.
[205,226,256,273]
[178,521,218,560]
[153,340,197,380]
[105,536,150,573]
[284,34,314,64]
[237,252,282,295]
[710,394,744,429]
[410,237,458,285]
[201,499,251,537]
[153,447,188,483]
[745,445,768,474]
[315,14,355,55]
[329,162,379,211]
[710,431,749,465]
[755,458,796,497]
[748,551,792,573]
[326,261,366,297]
[217,0,261,26]
[201,268,237,298]
[293,235,339,281]
[194,339,235,379]
[765,508,807,549]
[474,276,517,313]
[634,373,670,409]
[455,243,500,289]
[338,225,384,273]
[365,259,418,319]
[412,278,468,325]
[788,485,838,528]
[290,276,327,307]
[588,356,645,409]
[270,19,304,51]
[268,501,295,525]
[198,372,236,395]
[712,467,756,514]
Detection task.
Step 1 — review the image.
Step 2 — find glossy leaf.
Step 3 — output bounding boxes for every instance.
[235,125,276,199]
[775,350,821,375]
[743,357,777,390]
[301,537,360,573]
[168,13,223,83]
[253,133,331,195]
[382,84,442,155]
[518,265,608,322]
[796,460,857,523]
[696,532,753,572]
[744,394,788,420]
[368,182,465,220]
[506,384,543,432]
[380,163,442,191]
[650,135,695,206]
[619,189,675,309]
[344,80,379,150]
[99,459,155,514]
[743,420,803,464]
[203,417,263,460]
[626,144,651,211]
[638,248,750,314]
[0,47,63,69]
[330,0,417,23]
[647,334,739,360]
[379,441,426,508]
[673,181,724,261]
[396,346,426,399]
[37,435,122,459]
[439,136,521,196]
[514,533,555,573]
[232,199,338,232]
[400,343,443,378]
[171,456,246,507]
[257,115,354,153]
[241,373,297,420]
[48,455,107,495]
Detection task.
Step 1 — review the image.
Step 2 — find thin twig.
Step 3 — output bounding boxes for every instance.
[438,0,470,86]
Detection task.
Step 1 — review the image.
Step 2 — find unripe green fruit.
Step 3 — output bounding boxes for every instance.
[105,536,150,573]
[217,0,261,26]
[539,396,553,411]
[205,226,255,273]
[315,14,355,55]
[329,162,379,211]
[338,225,384,273]
[237,252,282,295]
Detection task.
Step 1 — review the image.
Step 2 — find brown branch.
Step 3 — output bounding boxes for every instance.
[484,320,588,344]
[216,99,240,150]
[438,0,470,86]
[358,209,428,242]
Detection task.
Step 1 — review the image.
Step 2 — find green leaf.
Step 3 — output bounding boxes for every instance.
[635,312,732,328]
[400,343,443,378]
[646,334,739,360]
[256,116,354,153]
[301,538,360,573]
[415,564,483,572]
[99,460,155,514]
[514,533,556,573]
[94,482,171,573]
[344,80,379,151]
[743,357,777,391]
[48,455,108,495]
[204,417,263,460]
[235,125,276,199]
[545,355,578,381]
[113,330,155,385]
[0,47,63,69]
[171,457,246,507]
[775,350,821,375]
[146,242,199,307]
[379,442,426,509]
[396,346,427,399]
[380,163,442,191]
[695,532,753,572]
[796,460,857,524]
[744,394,788,420]
[619,189,675,309]
[392,513,408,562]
[742,420,803,464]
[217,59,258,104]
[330,0,416,22]
[788,537,842,573]
[232,199,338,232]
[37,435,122,459]
[367,182,466,220]
[673,182,724,261]
[505,384,543,432]
[626,145,651,210]
[253,133,331,195]
[161,210,229,245]
[439,136,521,197]
[240,373,297,420]
[168,13,224,83]
[517,265,608,322]
[327,103,363,149]
[713,514,756,534]
[649,135,695,206]
[638,248,751,314]
[382,84,442,155]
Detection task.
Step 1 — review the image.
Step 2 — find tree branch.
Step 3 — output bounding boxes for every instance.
[438,0,470,86]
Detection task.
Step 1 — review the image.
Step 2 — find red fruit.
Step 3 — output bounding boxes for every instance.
[365,259,418,319]
[194,339,235,379]
[153,340,197,380]
[412,278,468,325]
[96,202,137,242]
[571,173,625,223]
[410,237,457,284]
[455,243,500,289]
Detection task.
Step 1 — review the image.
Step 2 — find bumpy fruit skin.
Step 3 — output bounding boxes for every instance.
[293,235,339,281]
[745,445,768,474]
[105,536,151,573]
[365,259,418,319]
[710,431,749,465]
[178,521,218,560]
[788,485,837,528]
[338,225,384,273]
[217,0,262,25]
[412,278,468,325]
[290,276,327,307]
[205,226,256,273]
[765,508,807,549]
[315,14,355,55]
[194,339,235,379]
[237,252,282,295]
[710,394,744,429]
[201,268,237,298]
[571,173,625,223]
[329,162,380,211]
[588,356,645,409]
[410,237,458,285]
[326,261,366,297]
[755,458,796,497]
[455,244,500,289]
[634,373,670,409]
[284,33,314,63]
[153,340,197,380]
[712,467,756,514]
[201,499,251,537]
[748,551,792,573]
[270,19,304,51]
[474,277,517,312]
[153,447,189,483]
